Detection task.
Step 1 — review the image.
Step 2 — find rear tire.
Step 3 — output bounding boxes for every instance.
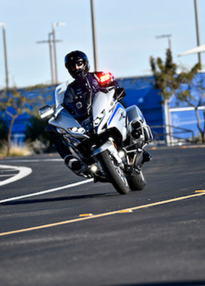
[126,169,146,191]
[97,150,130,195]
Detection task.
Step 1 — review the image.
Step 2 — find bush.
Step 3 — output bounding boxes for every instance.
[0,141,32,157]
[24,115,55,153]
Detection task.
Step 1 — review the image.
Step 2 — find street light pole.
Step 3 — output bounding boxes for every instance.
[156,34,173,146]
[90,0,98,71]
[52,22,65,84]
[0,23,9,91]
[194,0,202,66]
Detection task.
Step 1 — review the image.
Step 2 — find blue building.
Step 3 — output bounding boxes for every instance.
[1,85,56,144]
[117,76,164,140]
[117,73,205,143]
[1,73,205,144]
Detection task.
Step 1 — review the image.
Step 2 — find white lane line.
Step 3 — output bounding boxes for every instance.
[0,165,32,187]
[0,178,93,204]
[0,175,16,177]
[0,169,18,172]
[0,159,62,163]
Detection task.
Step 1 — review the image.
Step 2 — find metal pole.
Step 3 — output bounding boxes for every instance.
[156,34,172,51]
[37,35,62,85]
[0,23,9,91]
[52,22,65,84]
[168,37,172,51]
[90,0,98,71]
[164,99,171,146]
[194,0,202,66]
[52,23,58,84]
[49,33,55,85]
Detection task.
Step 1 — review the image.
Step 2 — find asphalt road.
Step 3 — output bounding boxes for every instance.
[0,145,205,286]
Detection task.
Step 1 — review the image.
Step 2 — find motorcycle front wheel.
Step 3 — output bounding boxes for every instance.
[126,169,146,191]
[97,150,130,195]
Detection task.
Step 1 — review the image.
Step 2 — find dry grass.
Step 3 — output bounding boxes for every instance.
[0,142,33,157]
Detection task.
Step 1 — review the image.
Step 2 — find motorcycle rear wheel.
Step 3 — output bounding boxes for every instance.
[126,169,146,191]
[97,150,130,195]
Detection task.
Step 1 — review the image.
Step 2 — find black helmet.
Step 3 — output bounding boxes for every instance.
[64,50,90,78]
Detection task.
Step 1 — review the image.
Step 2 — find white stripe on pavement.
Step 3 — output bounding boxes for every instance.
[0,179,93,204]
[0,165,32,187]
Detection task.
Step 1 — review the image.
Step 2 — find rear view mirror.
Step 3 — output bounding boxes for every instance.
[39,105,54,118]
[114,88,126,101]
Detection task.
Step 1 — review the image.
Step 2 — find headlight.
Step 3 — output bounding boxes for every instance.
[93,110,105,127]
[69,127,85,134]
[90,164,98,173]
[119,150,126,158]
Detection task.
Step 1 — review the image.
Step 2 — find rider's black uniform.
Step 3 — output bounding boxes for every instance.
[63,73,101,117]
[55,72,119,161]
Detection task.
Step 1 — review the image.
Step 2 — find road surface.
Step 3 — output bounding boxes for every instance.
[0,146,205,286]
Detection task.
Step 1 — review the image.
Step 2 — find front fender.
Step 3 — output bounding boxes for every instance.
[92,141,122,164]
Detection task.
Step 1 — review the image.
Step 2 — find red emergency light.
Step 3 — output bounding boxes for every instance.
[98,72,113,85]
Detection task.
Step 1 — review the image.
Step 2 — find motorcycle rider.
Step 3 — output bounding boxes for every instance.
[63,50,119,114]
[55,50,119,170]
[54,50,151,171]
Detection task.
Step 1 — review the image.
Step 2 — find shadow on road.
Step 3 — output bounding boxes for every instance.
[1,192,118,205]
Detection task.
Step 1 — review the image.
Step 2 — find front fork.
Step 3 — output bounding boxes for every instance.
[92,139,145,176]
[92,140,124,167]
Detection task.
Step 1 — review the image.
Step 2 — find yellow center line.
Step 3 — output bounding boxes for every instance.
[1,191,205,237]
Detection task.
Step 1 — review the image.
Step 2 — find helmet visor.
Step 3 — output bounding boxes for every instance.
[70,61,84,71]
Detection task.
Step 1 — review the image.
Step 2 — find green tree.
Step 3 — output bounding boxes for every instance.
[150,49,180,102]
[175,67,205,143]
[0,87,43,156]
[24,114,55,153]
[150,49,203,143]
[150,49,180,144]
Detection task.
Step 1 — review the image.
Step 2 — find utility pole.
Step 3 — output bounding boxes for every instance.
[0,23,9,91]
[194,0,202,67]
[90,0,98,71]
[49,33,55,85]
[52,22,65,84]
[156,34,172,51]
[37,34,62,85]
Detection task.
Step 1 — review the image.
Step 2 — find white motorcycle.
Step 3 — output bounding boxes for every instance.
[39,73,153,195]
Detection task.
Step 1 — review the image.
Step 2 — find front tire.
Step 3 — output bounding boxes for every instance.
[126,169,146,191]
[97,150,130,195]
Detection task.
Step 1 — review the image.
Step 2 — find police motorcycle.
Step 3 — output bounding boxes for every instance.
[39,72,153,195]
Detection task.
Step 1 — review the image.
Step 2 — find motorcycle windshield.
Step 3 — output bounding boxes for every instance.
[54,81,68,115]
[54,81,90,118]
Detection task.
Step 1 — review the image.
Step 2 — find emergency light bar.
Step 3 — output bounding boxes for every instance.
[99,72,112,83]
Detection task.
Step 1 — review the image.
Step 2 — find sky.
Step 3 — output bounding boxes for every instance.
[1,0,205,88]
